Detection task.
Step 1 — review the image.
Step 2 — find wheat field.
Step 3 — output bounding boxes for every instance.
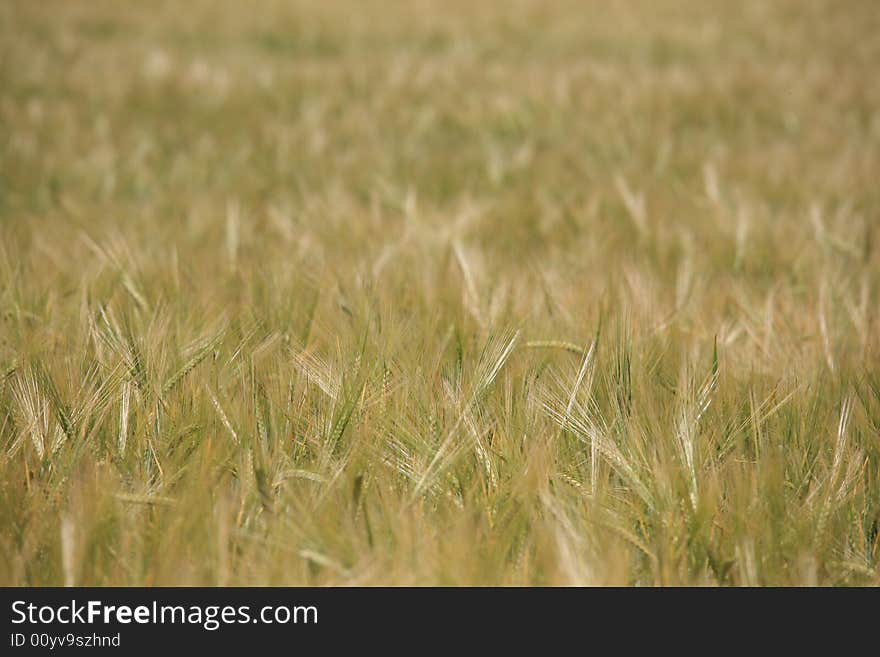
[1,0,878,586]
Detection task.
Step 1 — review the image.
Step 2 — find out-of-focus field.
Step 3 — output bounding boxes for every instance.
[0,0,878,585]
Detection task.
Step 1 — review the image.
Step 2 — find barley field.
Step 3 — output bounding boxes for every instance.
[1,0,878,586]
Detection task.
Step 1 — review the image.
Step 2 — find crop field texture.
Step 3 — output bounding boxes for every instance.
[1,0,879,586]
